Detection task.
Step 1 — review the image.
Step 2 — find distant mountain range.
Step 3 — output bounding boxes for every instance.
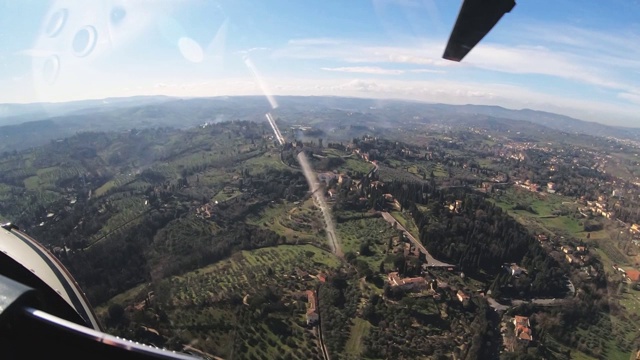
[0,96,175,126]
[0,95,638,153]
[440,104,640,141]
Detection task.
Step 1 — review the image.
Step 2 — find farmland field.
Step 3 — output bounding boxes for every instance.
[99,244,342,359]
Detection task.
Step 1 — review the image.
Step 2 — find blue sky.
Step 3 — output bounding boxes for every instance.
[1,0,639,127]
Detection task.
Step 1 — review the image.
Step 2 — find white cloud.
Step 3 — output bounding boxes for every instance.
[465,43,631,91]
[287,38,344,46]
[278,37,636,89]
[322,66,404,75]
[274,34,640,109]
[517,23,640,68]
[320,66,445,75]
[409,69,445,73]
[618,91,640,104]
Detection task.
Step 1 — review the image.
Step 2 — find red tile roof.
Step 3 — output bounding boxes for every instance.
[626,269,640,282]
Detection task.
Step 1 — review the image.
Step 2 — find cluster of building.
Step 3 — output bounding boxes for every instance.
[513,179,557,195]
[578,198,614,219]
[561,244,589,266]
[612,266,640,284]
[387,271,430,291]
[513,315,533,341]
[305,290,318,325]
[537,233,593,266]
[386,271,474,304]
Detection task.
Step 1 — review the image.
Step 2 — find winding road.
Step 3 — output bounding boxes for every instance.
[380,212,453,268]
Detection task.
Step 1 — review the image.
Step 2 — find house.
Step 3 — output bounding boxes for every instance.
[196,203,214,218]
[387,272,427,290]
[631,224,640,234]
[626,269,640,282]
[566,254,581,265]
[575,246,587,253]
[338,174,346,185]
[317,172,337,183]
[295,268,310,279]
[428,279,438,291]
[448,200,463,213]
[537,234,548,242]
[327,189,336,198]
[580,265,597,278]
[509,264,527,276]
[370,181,383,189]
[306,290,319,325]
[513,316,533,341]
[561,245,574,254]
[456,290,470,303]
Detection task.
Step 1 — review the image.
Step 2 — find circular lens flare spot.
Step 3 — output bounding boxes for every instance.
[42,55,60,84]
[111,6,126,25]
[45,9,68,37]
[178,37,204,63]
[72,26,98,57]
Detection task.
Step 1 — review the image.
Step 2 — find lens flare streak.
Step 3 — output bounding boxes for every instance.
[243,57,279,109]
[296,151,342,257]
[245,54,341,257]
[265,113,284,145]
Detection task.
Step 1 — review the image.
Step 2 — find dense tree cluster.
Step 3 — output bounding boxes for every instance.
[369,180,569,298]
[362,294,498,360]
[318,273,360,356]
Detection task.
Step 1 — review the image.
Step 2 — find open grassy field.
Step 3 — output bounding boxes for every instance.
[344,317,372,359]
[242,150,289,174]
[492,188,617,247]
[23,176,39,190]
[338,158,375,175]
[95,179,117,197]
[246,197,327,247]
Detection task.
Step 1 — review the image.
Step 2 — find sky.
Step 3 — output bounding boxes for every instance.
[1,0,640,127]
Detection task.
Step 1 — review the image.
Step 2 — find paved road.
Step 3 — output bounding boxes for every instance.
[487,297,510,312]
[512,298,569,307]
[380,212,453,268]
[487,296,569,312]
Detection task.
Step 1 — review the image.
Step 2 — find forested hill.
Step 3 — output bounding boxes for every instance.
[0,121,322,305]
[377,180,569,298]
